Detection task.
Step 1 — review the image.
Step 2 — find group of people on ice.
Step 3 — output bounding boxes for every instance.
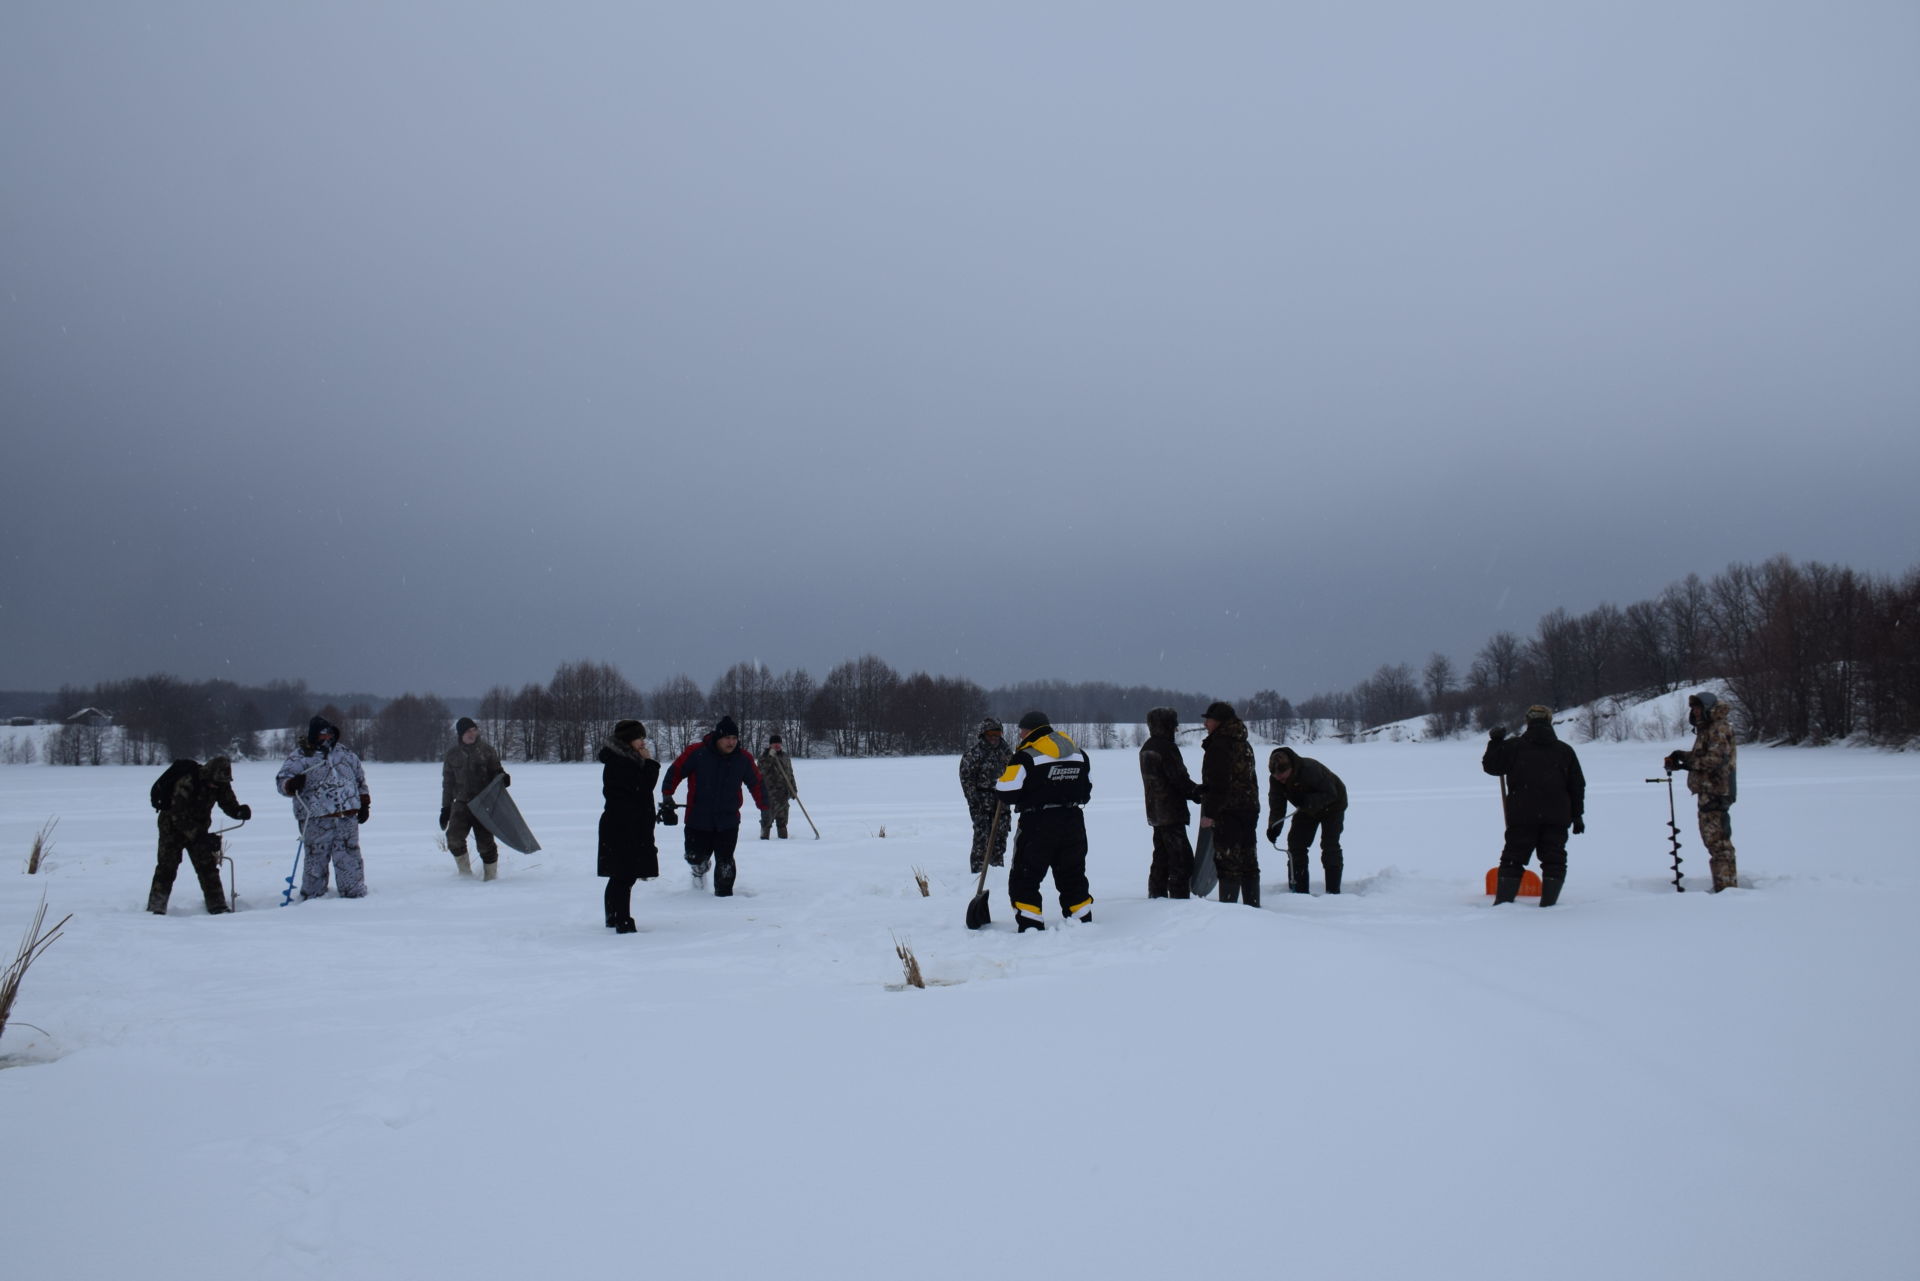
[144,691,1738,925]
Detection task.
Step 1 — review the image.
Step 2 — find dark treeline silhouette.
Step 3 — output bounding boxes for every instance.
[1285,557,1920,744]
[26,556,1918,763]
[984,679,1219,727]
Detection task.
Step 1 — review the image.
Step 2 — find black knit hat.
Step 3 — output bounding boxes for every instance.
[769,733,783,745]
[715,715,740,738]
[308,715,338,743]
[1204,701,1236,722]
[614,719,645,743]
[1016,710,1049,732]
[455,716,478,735]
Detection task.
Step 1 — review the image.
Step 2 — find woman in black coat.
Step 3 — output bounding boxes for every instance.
[599,719,660,933]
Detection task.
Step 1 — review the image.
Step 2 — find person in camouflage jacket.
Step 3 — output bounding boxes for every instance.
[1665,690,1739,891]
[277,715,372,900]
[148,756,250,915]
[1200,701,1262,906]
[441,717,506,878]
[959,717,1011,873]
[1140,707,1203,898]
[1266,745,1349,894]
[759,734,799,839]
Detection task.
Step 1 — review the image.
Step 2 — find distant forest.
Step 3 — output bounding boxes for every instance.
[16,556,1919,764]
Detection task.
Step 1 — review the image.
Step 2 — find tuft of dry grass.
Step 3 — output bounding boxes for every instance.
[876,825,887,839]
[912,866,929,897]
[892,933,926,989]
[1,892,71,1045]
[25,817,57,875]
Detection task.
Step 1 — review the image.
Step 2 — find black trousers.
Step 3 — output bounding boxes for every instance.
[684,826,742,896]
[1009,807,1091,923]
[1147,824,1193,899]
[1499,823,1569,877]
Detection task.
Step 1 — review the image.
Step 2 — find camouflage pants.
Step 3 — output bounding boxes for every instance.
[446,801,498,863]
[760,795,791,837]
[1147,824,1193,899]
[150,821,227,914]
[1697,804,1737,891]
[967,795,1009,872]
[302,816,367,899]
[1211,812,1261,904]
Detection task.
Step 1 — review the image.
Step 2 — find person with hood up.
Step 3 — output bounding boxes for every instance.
[994,711,1094,930]
[660,715,768,897]
[276,715,372,900]
[147,755,250,915]
[1200,700,1262,906]
[1139,707,1203,898]
[598,719,659,933]
[1665,690,1739,891]
[1482,704,1585,906]
[959,717,1012,873]
[440,716,507,879]
[1267,746,1350,894]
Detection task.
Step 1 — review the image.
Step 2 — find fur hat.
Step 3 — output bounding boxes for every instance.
[1525,705,1553,722]
[613,719,645,743]
[1016,710,1049,732]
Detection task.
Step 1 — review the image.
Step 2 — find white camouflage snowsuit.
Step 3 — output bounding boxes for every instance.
[277,737,369,899]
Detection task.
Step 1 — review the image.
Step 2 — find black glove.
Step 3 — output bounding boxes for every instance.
[284,773,306,793]
[1265,821,1282,845]
[1572,817,1585,835]
[658,797,679,826]
[357,795,371,825]
[438,806,449,830]
[1664,751,1687,772]
[236,804,252,821]
[1489,725,1508,742]
[500,772,511,787]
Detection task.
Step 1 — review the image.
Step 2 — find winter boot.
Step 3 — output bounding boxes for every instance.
[1241,877,1261,908]
[1218,874,1240,904]
[1539,873,1565,907]
[714,855,737,897]
[759,821,771,840]
[1710,858,1738,892]
[1324,858,1343,895]
[454,853,473,877]
[482,859,499,882]
[148,864,177,915]
[1017,915,1046,933]
[614,917,638,934]
[777,821,789,839]
[1493,870,1522,905]
[1288,854,1310,894]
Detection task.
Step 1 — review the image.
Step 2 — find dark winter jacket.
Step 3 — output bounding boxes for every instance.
[959,719,1012,805]
[994,723,1092,814]
[662,732,768,831]
[1267,747,1347,824]
[1139,707,1201,827]
[441,737,504,809]
[155,757,249,835]
[1484,721,1586,827]
[598,737,661,879]
[1200,716,1259,820]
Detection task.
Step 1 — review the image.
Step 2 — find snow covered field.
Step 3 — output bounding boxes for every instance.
[3,736,1915,1280]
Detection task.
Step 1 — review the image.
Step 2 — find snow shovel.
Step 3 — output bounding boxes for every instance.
[1190,822,1218,898]
[965,801,1004,930]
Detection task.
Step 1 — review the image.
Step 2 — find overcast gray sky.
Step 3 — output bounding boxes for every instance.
[4,2,1917,703]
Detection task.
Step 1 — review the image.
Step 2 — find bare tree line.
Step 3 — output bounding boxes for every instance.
[1284,557,1920,744]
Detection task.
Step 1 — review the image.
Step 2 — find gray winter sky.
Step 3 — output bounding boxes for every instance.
[4,2,1917,704]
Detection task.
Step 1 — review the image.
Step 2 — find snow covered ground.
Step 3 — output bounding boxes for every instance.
[3,734,1915,1280]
